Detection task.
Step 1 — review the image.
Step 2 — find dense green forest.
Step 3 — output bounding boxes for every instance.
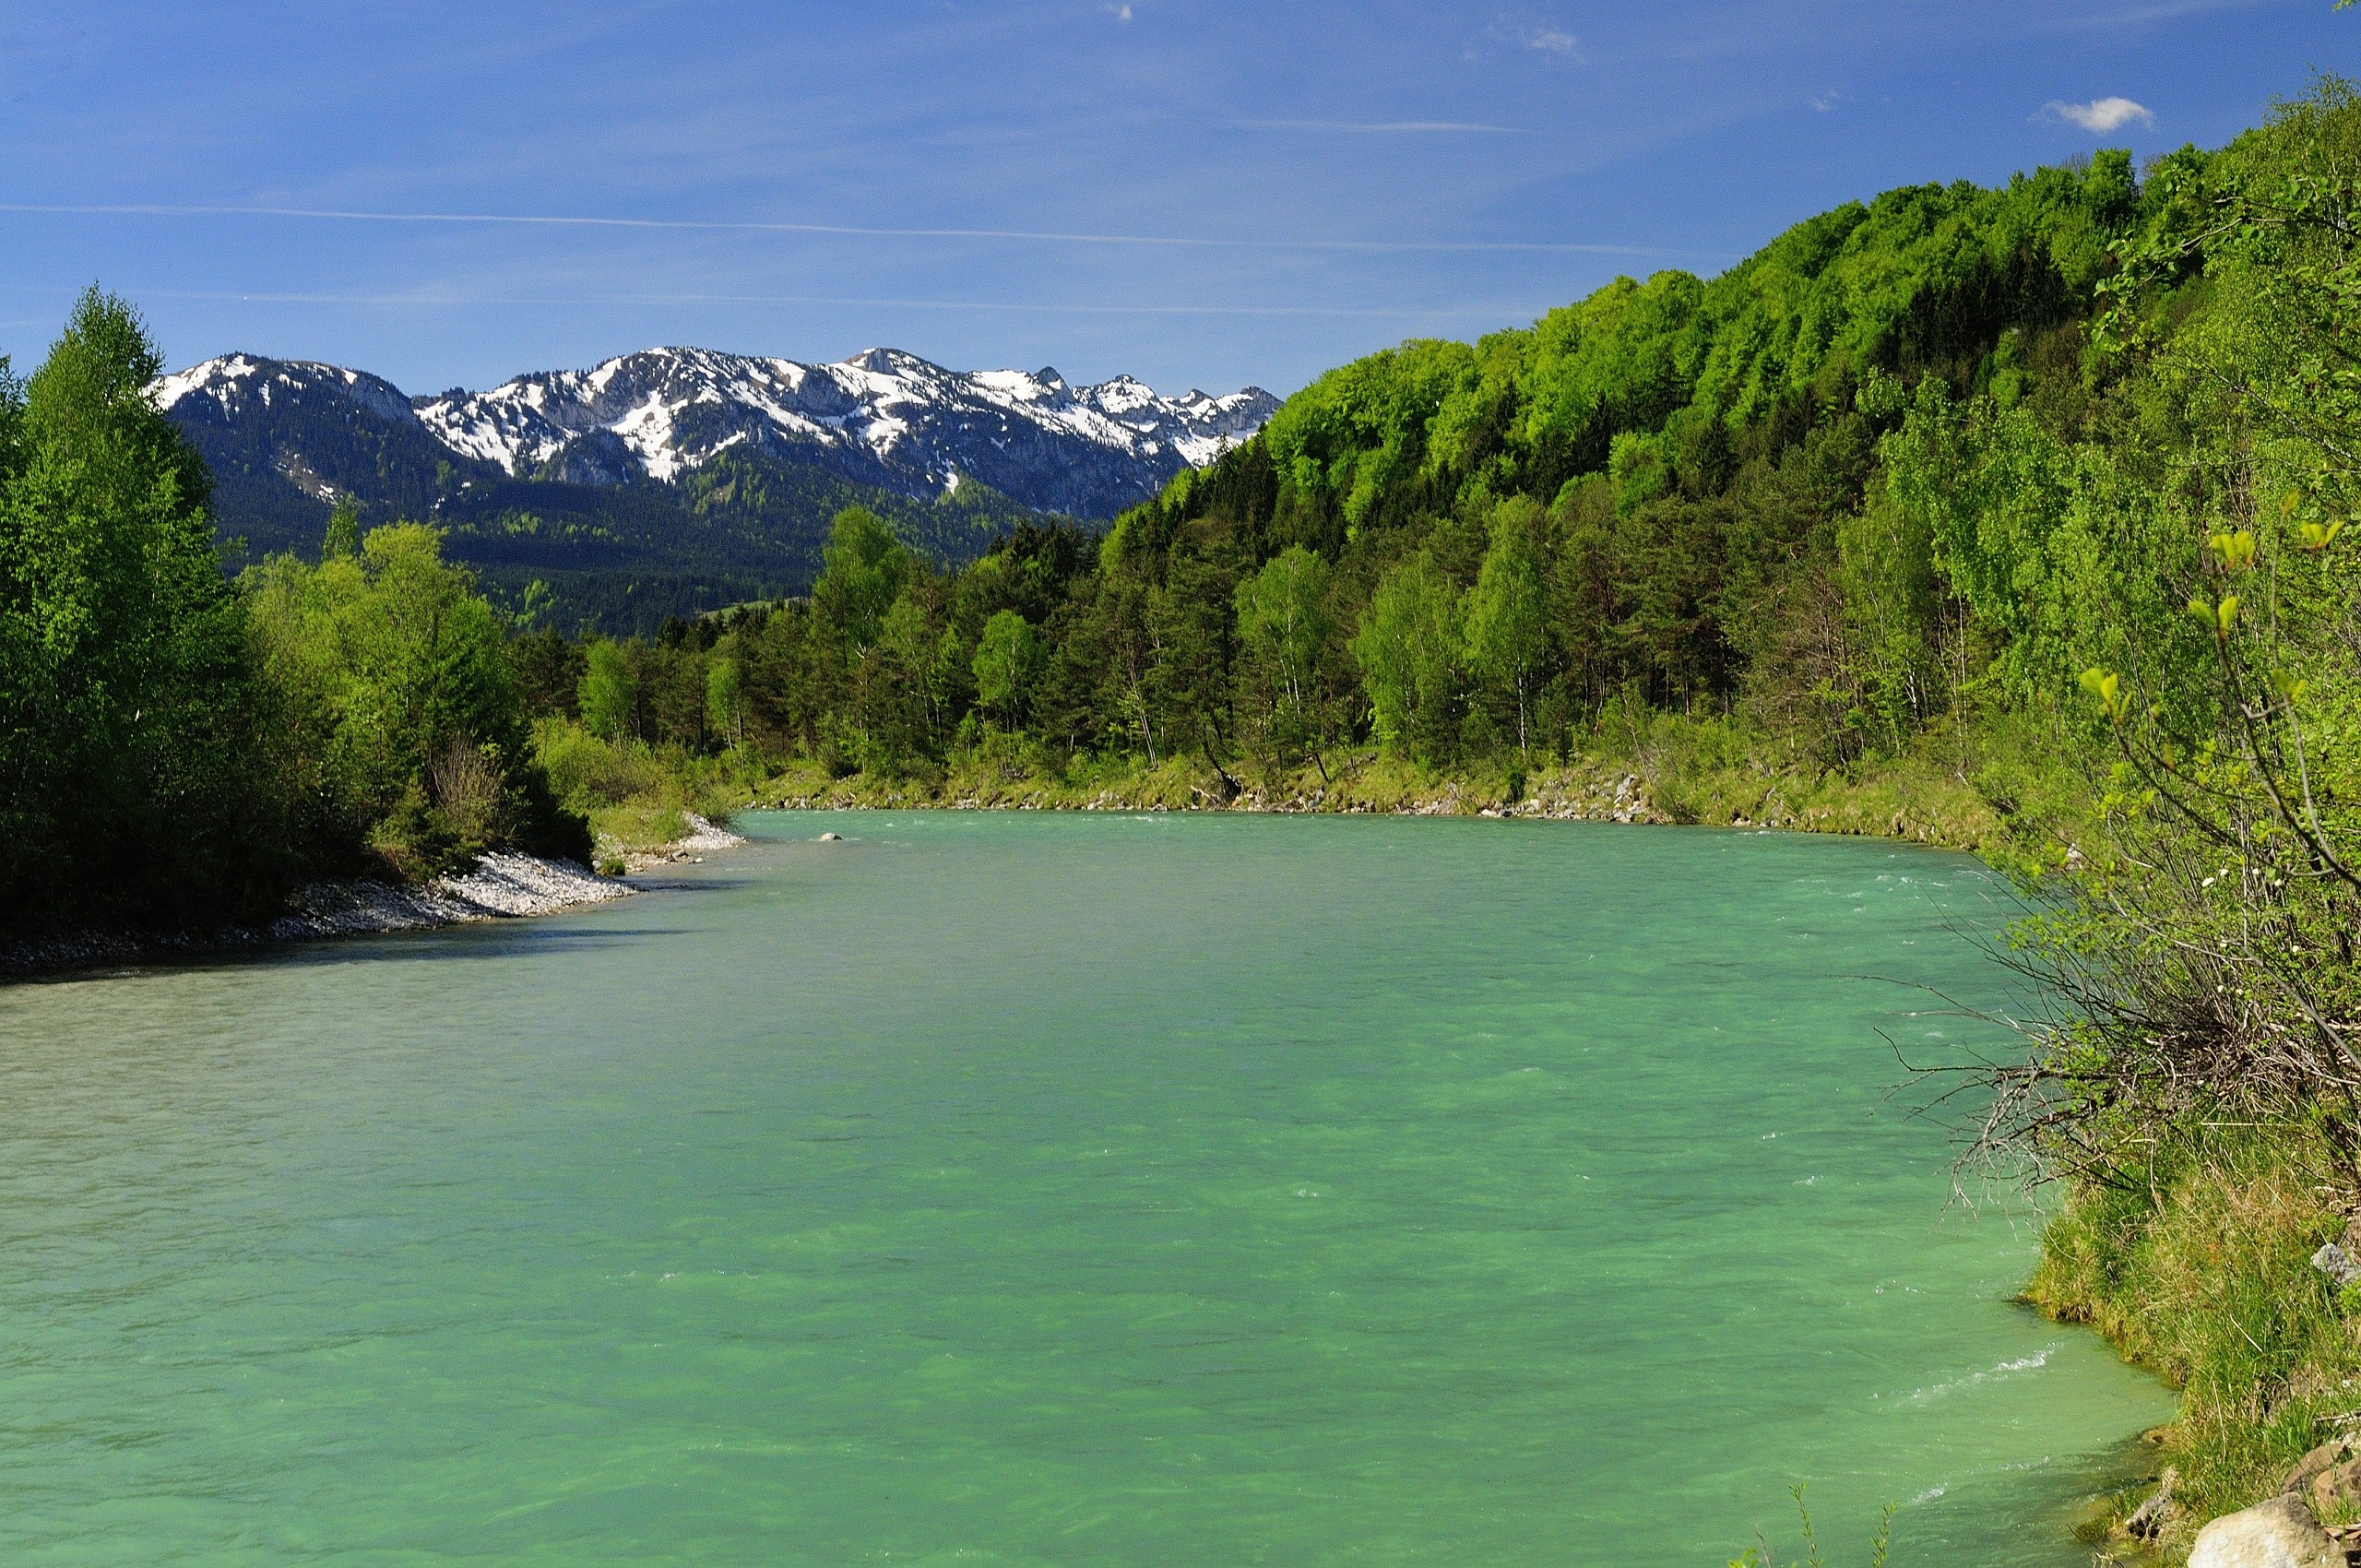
[529,138,2160,805]
[6,78,2361,1554]
[0,291,588,929]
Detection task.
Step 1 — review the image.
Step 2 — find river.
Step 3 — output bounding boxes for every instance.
[0,813,2171,1564]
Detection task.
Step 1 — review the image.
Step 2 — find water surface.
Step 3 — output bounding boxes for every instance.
[0,814,2169,1564]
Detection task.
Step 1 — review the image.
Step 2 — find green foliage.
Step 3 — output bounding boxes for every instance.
[971,609,1043,726]
[1463,499,1549,751]
[1264,339,1479,528]
[578,639,637,742]
[705,648,746,750]
[1234,544,1337,772]
[1352,551,1463,757]
[0,289,283,927]
[813,505,909,655]
[243,522,587,874]
[321,494,360,560]
[1235,545,1334,700]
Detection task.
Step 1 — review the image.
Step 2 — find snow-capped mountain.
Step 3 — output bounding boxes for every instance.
[154,346,1276,520]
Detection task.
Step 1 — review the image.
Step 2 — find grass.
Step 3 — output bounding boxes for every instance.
[2025,1127,2361,1559]
[530,707,2100,861]
[534,718,755,871]
[716,707,2090,862]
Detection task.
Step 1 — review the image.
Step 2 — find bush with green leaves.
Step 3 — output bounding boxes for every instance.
[243,521,587,876]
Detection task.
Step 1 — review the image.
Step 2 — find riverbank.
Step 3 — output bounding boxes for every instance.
[562,710,2080,866]
[2029,1131,2361,1562]
[739,731,2081,868]
[1,849,636,980]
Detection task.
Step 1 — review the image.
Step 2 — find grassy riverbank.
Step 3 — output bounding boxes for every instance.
[2030,1134,2361,1556]
[540,704,2072,858]
[554,707,2069,853]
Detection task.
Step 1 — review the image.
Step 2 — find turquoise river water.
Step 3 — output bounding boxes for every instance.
[0,814,2172,1565]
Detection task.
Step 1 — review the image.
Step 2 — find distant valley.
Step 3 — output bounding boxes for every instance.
[156,346,1276,630]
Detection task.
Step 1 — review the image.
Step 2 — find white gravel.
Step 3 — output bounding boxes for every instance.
[270,852,631,938]
[616,813,747,872]
[4,851,638,976]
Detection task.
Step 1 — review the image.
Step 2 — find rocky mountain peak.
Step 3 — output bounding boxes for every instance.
[153,345,1276,519]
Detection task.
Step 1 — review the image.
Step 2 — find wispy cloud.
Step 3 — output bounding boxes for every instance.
[2038,95,2155,132]
[1809,90,1839,113]
[129,287,1556,320]
[2056,0,2273,29]
[1238,118,1528,135]
[1103,3,1133,19]
[1483,11,1582,59]
[0,201,1685,255]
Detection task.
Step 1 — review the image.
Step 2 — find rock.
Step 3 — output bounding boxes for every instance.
[2284,1438,2356,1496]
[2313,1457,2361,1513]
[2126,1467,2177,1539]
[817,832,841,841]
[2311,1241,2361,1288]
[2189,1494,2343,1568]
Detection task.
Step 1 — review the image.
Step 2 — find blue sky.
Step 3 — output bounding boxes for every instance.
[0,1,2350,398]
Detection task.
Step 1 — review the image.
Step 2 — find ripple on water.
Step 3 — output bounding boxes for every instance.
[0,814,2173,1566]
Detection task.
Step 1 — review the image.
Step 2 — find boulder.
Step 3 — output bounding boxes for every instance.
[2189,1494,2343,1568]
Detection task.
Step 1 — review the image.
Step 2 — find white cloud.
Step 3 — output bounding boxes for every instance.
[1104,3,1133,18]
[1809,91,1839,113]
[1482,12,1581,60]
[2040,96,2154,132]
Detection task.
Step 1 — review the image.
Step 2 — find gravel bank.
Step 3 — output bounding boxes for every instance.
[3,851,633,979]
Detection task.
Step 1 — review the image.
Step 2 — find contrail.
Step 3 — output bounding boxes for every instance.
[136,287,1554,319]
[0,202,1702,258]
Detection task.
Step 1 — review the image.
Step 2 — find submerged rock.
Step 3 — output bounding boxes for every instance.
[2189,1494,2342,1568]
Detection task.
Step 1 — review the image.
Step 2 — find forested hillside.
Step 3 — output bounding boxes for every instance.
[561,142,2146,798]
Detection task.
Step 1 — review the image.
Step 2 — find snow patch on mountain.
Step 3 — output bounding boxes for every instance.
[154,356,419,428]
[409,346,1272,498]
[152,345,1276,518]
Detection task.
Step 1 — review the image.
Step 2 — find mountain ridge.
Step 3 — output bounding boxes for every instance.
[151,345,1276,632]
[155,344,1275,518]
